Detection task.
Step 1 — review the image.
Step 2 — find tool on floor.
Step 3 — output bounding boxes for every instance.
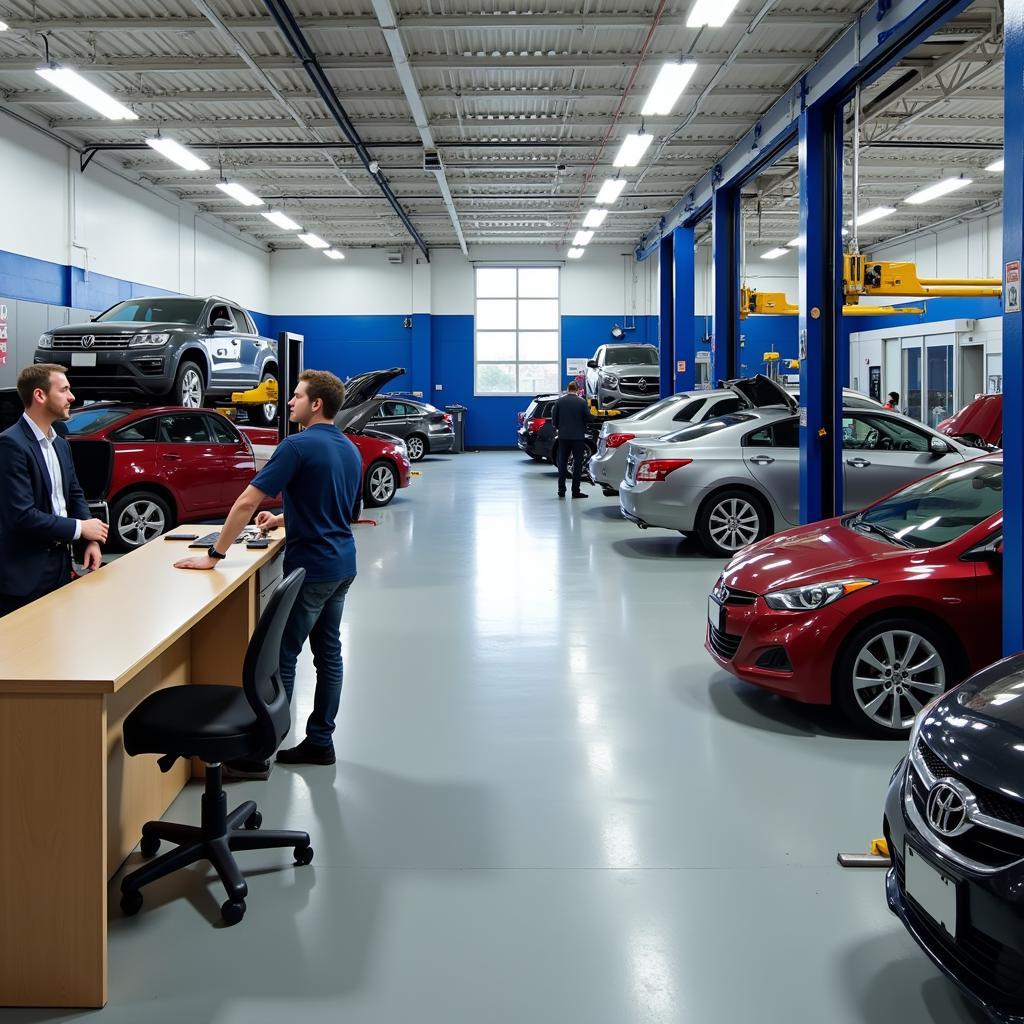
[837,837,891,868]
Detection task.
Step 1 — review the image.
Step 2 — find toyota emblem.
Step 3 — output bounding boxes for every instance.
[81,335,95,349]
[926,780,974,837]
[637,377,648,391]
[719,586,730,603]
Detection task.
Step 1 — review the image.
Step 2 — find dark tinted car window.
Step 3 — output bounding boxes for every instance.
[110,417,159,442]
[207,415,240,444]
[745,417,799,448]
[95,298,204,324]
[843,413,930,452]
[229,306,253,334]
[662,413,756,443]
[209,304,234,327]
[705,397,743,418]
[606,347,659,367]
[66,406,135,435]
[160,413,212,444]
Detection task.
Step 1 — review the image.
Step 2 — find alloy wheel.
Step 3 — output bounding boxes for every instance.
[708,497,761,551]
[407,436,425,461]
[180,369,203,407]
[851,630,946,731]
[369,465,395,503]
[118,499,167,547]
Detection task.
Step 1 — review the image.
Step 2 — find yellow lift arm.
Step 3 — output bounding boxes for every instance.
[230,378,279,405]
[740,285,924,319]
[843,254,1001,301]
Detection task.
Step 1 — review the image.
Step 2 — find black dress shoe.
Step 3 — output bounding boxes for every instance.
[276,738,336,765]
[571,491,588,499]
[557,492,566,498]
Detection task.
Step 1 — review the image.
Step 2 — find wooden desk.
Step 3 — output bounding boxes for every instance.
[0,528,285,1008]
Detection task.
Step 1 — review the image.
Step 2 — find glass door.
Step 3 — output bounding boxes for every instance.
[925,335,954,427]
[901,341,922,421]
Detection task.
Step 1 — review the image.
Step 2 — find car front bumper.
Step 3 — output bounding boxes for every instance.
[884,767,1024,1024]
[37,349,173,396]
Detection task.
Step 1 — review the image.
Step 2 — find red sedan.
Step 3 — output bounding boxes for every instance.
[706,455,1003,736]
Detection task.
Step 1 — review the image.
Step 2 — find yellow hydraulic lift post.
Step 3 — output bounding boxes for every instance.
[843,254,1002,302]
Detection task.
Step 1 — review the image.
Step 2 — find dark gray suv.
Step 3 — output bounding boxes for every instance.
[34,295,279,426]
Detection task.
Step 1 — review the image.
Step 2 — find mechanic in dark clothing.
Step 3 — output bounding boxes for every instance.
[174,369,362,777]
[552,380,595,499]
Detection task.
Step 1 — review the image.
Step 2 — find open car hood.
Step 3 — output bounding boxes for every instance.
[334,368,405,431]
[725,373,798,413]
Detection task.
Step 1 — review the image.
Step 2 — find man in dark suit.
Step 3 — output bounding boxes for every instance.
[551,380,595,499]
[0,363,108,616]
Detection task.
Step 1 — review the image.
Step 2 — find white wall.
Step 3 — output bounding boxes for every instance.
[694,243,798,314]
[0,111,272,311]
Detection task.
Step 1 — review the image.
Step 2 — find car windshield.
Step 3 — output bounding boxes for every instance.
[65,406,133,435]
[95,298,204,324]
[633,395,696,422]
[853,461,1003,549]
[661,413,756,443]
[608,347,658,366]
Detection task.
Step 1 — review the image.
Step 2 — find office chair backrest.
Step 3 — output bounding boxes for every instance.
[242,567,306,758]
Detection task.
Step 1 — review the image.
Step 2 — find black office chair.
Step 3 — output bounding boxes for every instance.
[120,568,312,925]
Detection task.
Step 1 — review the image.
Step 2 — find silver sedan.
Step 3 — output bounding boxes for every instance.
[618,407,976,557]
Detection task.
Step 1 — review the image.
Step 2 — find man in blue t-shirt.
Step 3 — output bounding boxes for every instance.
[175,370,363,777]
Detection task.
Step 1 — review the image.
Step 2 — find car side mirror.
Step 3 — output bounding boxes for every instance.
[929,436,952,456]
[587,360,598,369]
[211,317,233,331]
[963,536,1003,563]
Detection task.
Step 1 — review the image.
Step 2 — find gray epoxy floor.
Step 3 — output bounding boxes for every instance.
[6,453,984,1023]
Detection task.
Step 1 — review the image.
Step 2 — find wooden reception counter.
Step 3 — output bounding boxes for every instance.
[0,528,285,1008]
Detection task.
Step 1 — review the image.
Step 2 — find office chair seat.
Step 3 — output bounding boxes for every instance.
[119,568,313,926]
[124,685,260,765]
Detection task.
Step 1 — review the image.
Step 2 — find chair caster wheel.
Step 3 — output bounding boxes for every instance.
[121,890,143,916]
[140,834,161,858]
[294,844,314,866]
[221,898,246,926]
[244,810,262,830]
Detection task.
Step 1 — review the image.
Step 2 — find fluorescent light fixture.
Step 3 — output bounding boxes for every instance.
[572,230,594,246]
[786,236,801,248]
[641,61,698,116]
[687,0,741,27]
[987,158,1005,173]
[582,208,608,229]
[849,206,896,227]
[595,178,628,204]
[298,232,330,249]
[261,209,303,231]
[35,66,138,120]
[323,249,345,260]
[613,133,653,168]
[904,177,972,206]
[761,247,789,260]
[216,181,264,207]
[145,136,209,172]
[567,248,585,259]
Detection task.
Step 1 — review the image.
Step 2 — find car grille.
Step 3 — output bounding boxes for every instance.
[719,586,757,606]
[618,375,658,397]
[894,849,1024,1000]
[708,623,741,661]
[911,741,1024,868]
[51,335,131,350]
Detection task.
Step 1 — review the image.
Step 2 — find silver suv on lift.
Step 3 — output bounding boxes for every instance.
[584,343,661,411]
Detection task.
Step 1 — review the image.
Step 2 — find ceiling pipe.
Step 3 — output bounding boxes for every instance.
[260,0,430,258]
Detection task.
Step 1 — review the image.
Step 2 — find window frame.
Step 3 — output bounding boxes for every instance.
[474,265,561,397]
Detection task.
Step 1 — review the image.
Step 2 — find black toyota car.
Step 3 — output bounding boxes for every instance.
[884,650,1024,1022]
[34,295,279,425]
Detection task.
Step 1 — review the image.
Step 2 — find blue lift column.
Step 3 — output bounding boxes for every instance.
[712,186,741,383]
[1004,0,1024,654]
[659,232,675,398]
[673,225,696,392]
[797,101,845,524]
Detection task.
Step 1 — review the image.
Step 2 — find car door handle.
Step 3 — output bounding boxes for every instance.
[846,458,871,468]
[161,453,182,462]
[749,455,774,465]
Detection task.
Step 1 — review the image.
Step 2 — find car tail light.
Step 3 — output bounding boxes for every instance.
[528,417,547,432]
[517,411,526,426]
[635,458,692,482]
[605,433,635,449]
[444,413,452,426]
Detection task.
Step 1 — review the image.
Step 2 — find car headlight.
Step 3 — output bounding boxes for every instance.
[600,372,619,387]
[129,332,170,348]
[762,578,876,611]
[38,333,53,349]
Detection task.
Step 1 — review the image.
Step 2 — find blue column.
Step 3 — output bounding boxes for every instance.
[797,102,845,525]
[712,187,740,382]
[673,225,696,392]
[659,233,675,397]
[409,313,432,399]
[1004,0,1024,654]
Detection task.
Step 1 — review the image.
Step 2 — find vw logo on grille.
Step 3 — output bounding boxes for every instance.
[637,377,648,391]
[926,780,974,837]
[81,335,95,349]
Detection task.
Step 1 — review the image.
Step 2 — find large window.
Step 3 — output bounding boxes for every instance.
[475,266,560,395]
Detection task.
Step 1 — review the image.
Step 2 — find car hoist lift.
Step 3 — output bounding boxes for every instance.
[740,283,924,320]
[230,378,279,407]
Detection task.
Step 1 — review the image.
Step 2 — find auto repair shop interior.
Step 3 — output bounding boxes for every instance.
[0,1,1020,1022]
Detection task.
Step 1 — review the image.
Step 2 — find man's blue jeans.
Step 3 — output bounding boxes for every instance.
[279,576,354,746]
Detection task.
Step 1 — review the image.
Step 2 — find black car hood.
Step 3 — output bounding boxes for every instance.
[334,369,406,430]
[918,654,1024,797]
[52,321,193,336]
[725,373,798,412]
[340,396,387,434]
